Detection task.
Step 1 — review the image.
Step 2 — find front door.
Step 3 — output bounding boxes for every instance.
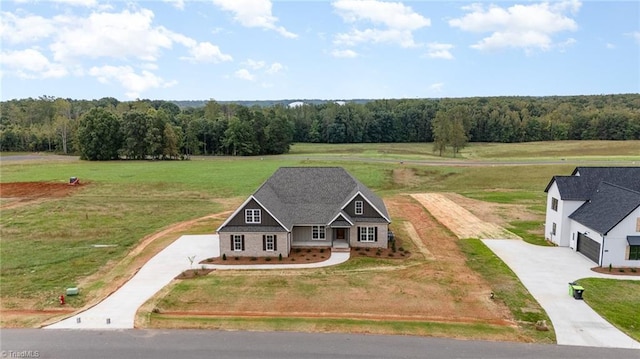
[336,228,346,240]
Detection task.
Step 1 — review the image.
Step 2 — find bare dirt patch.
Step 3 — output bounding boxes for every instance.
[393,167,420,187]
[0,181,83,209]
[441,192,539,226]
[410,193,520,239]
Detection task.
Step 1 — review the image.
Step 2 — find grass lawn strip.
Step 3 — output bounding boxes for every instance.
[576,278,640,342]
[146,315,520,341]
[458,238,555,344]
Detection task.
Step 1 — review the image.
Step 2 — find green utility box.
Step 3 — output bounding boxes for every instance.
[66,287,79,296]
[568,282,584,300]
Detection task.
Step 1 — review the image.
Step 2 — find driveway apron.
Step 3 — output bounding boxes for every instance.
[46,235,219,329]
[482,239,640,349]
[46,234,349,329]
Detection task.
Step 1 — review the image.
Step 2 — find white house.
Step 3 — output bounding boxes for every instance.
[544,167,640,267]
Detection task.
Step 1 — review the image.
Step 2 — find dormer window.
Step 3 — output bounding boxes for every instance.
[245,209,261,223]
[355,201,363,215]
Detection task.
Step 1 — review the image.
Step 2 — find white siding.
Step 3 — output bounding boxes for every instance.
[545,182,585,247]
[601,207,640,267]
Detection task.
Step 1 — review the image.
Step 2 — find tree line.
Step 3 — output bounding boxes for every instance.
[1,94,638,159]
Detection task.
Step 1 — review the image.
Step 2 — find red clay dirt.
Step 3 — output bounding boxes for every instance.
[0,181,82,209]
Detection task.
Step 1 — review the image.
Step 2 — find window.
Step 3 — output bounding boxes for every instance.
[245,209,261,223]
[552,223,556,235]
[232,235,244,251]
[629,246,640,260]
[358,226,377,242]
[263,235,276,251]
[636,218,640,232]
[312,226,325,240]
[355,201,363,215]
[551,198,558,211]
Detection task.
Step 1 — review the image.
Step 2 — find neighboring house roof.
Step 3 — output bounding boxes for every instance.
[545,176,594,200]
[569,182,640,235]
[572,166,640,192]
[218,167,390,232]
[544,166,640,199]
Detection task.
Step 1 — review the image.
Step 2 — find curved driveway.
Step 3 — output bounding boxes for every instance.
[46,234,349,329]
[483,239,640,349]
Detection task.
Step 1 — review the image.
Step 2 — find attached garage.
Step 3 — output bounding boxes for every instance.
[577,232,600,264]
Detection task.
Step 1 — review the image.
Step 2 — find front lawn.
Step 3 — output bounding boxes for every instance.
[577,278,640,342]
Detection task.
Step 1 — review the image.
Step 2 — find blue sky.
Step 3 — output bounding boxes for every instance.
[1,0,638,101]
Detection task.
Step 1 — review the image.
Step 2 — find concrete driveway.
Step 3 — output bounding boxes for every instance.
[482,239,640,349]
[46,234,349,330]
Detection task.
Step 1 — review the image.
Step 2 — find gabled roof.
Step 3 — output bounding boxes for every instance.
[572,167,640,192]
[569,182,640,235]
[544,176,594,200]
[222,167,389,231]
[545,166,640,200]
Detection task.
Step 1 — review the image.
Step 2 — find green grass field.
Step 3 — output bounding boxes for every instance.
[1,140,638,334]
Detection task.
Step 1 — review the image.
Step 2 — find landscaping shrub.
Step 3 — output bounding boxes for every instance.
[222,254,227,261]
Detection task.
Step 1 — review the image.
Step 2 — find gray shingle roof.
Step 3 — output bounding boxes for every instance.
[573,167,640,192]
[569,182,640,235]
[545,166,640,200]
[253,167,389,229]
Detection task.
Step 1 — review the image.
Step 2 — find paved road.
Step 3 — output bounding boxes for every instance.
[483,239,640,349]
[3,329,639,359]
[45,235,349,329]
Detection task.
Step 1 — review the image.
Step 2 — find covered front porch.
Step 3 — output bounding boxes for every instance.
[291,226,350,251]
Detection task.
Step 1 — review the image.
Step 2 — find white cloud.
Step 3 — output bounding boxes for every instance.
[50,9,174,62]
[449,0,581,52]
[243,59,266,70]
[51,0,98,7]
[0,48,68,79]
[88,65,176,99]
[605,43,615,49]
[234,69,255,81]
[239,60,284,75]
[425,43,454,60]
[181,42,233,63]
[164,0,185,10]
[628,31,640,45]
[429,82,444,92]
[0,12,57,44]
[3,8,231,65]
[212,0,297,38]
[331,49,358,58]
[266,62,283,74]
[1,6,232,97]
[332,0,430,48]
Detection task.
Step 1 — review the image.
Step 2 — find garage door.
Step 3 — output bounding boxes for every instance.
[577,232,600,264]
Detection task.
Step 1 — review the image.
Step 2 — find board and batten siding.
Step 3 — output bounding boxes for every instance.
[343,194,384,219]
[226,198,281,227]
